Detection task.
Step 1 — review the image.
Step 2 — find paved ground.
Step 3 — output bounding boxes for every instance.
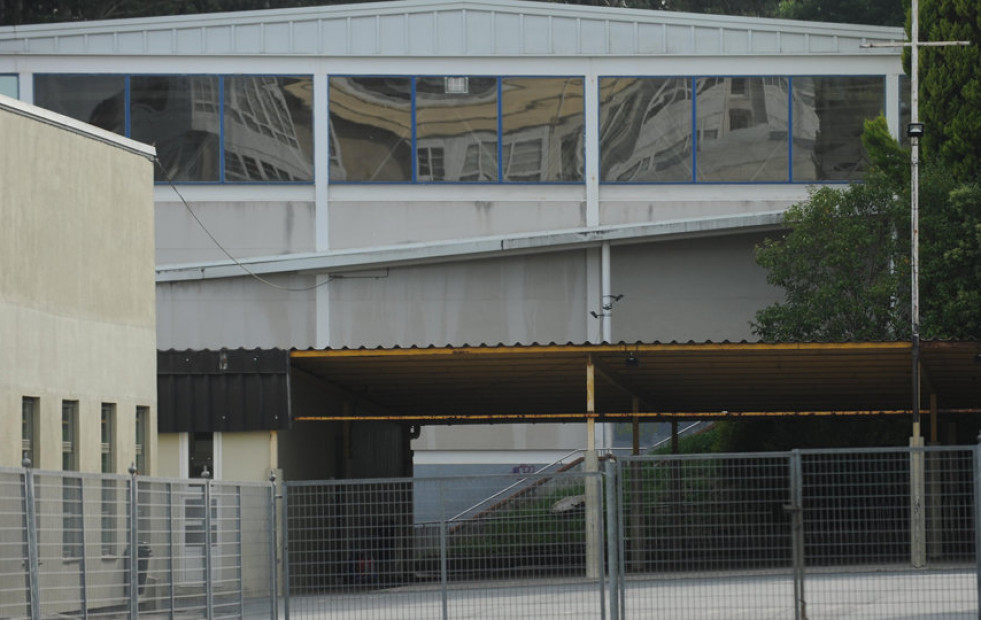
[276,568,977,619]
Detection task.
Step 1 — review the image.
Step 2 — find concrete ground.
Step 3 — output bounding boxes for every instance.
[275,568,977,619]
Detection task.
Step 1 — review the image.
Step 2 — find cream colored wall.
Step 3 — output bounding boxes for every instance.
[0,99,157,473]
[156,433,182,478]
[220,432,277,483]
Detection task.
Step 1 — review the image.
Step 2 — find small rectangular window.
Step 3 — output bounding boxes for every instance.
[101,403,115,474]
[101,478,117,556]
[62,401,78,472]
[22,397,39,467]
[135,406,149,475]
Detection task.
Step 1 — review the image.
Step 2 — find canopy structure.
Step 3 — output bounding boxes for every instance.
[290,340,981,424]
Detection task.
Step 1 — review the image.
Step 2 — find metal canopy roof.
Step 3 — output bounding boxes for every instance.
[290,341,981,423]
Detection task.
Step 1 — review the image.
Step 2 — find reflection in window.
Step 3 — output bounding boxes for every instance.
[792,76,884,181]
[329,77,412,182]
[34,75,125,134]
[695,77,789,182]
[501,77,584,182]
[416,76,499,182]
[600,77,693,182]
[22,397,38,467]
[131,75,220,182]
[0,75,16,98]
[224,76,313,182]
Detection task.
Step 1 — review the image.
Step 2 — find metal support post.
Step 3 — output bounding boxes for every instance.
[23,463,41,620]
[129,467,140,618]
[439,518,449,620]
[605,459,619,620]
[974,443,981,619]
[237,486,244,616]
[282,482,291,620]
[168,482,177,616]
[203,477,214,619]
[585,356,601,580]
[79,479,89,620]
[910,424,926,568]
[269,472,278,619]
[788,451,806,620]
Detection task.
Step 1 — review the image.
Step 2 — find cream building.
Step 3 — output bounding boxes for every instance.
[0,94,157,475]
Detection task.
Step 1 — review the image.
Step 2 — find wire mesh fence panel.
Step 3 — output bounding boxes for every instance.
[799,447,978,619]
[285,471,606,619]
[618,453,795,619]
[0,469,31,618]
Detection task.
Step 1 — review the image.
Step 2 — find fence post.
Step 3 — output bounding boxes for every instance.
[788,450,805,620]
[605,459,619,620]
[203,471,214,620]
[79,477,89,620]
[282,481,291,620]
[269,471,278,620]
[129,465,140,619]
[910,433,927,568]
[973,442,981,619]
[168,481,177,616]
[23,459,41,620]
[439,518,449,620]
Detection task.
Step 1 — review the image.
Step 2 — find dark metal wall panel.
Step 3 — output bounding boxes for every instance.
[158,349,291,433]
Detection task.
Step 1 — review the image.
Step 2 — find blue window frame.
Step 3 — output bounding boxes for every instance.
[0,74,18,98]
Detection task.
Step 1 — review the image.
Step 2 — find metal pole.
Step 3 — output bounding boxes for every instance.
[974,442,981,620]
[237,486,244,616]
[282,481,291,620]
[168,482,176,618]
[203,476,214,619]
[910,0,921,429]
[79,478,89,620]
[605,459,619,620]
[439,518,449,620]
[788,451,806,620]
[130,466,140,619]
[23,461,41,620]
[269,472,278,620]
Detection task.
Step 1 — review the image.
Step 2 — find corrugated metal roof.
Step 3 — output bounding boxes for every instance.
[288,340,981,422]
[0,0,903,57]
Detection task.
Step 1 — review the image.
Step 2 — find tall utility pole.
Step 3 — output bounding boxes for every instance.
[864,0,969,431]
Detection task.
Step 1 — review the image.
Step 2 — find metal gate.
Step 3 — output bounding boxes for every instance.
[616,446,979,619]
[283,471,607,619]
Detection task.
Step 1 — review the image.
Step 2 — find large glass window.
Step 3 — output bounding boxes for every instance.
[501,77,584,182]
[131,75,220,182]
[34,74,125,134]
[695,77,790,182]
[330,76,585,184]
[416,76,499,182]
[791,76,885,181]
[599,77,693,182]
[224,76,314,182]
[329,77,413,182]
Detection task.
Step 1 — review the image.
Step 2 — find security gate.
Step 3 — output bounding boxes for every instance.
[617,446,979,619]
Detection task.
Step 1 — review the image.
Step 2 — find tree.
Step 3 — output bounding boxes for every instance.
[917,0,981,184]
[752,116,910,342]
[776,0,904,26]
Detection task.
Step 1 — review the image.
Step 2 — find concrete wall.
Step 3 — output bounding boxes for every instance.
[0,97,157,474]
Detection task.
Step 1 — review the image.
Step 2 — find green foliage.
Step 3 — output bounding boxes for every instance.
[917,0,981,184]
[752,119,910,342]
[713,417,909,452]
[776,0,904,26]
[921,183,981,338]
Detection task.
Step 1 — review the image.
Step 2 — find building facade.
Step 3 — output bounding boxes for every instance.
[0,0,907,479]
[0,95,158,474]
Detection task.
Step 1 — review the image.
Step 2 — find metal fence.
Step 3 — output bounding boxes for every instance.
[3,446,979,619]
[283,471,606,619]
[0,467,276,619]
[617,446,979,619]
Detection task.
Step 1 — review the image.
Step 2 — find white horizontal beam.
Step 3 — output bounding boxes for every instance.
[156,212,785,282]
